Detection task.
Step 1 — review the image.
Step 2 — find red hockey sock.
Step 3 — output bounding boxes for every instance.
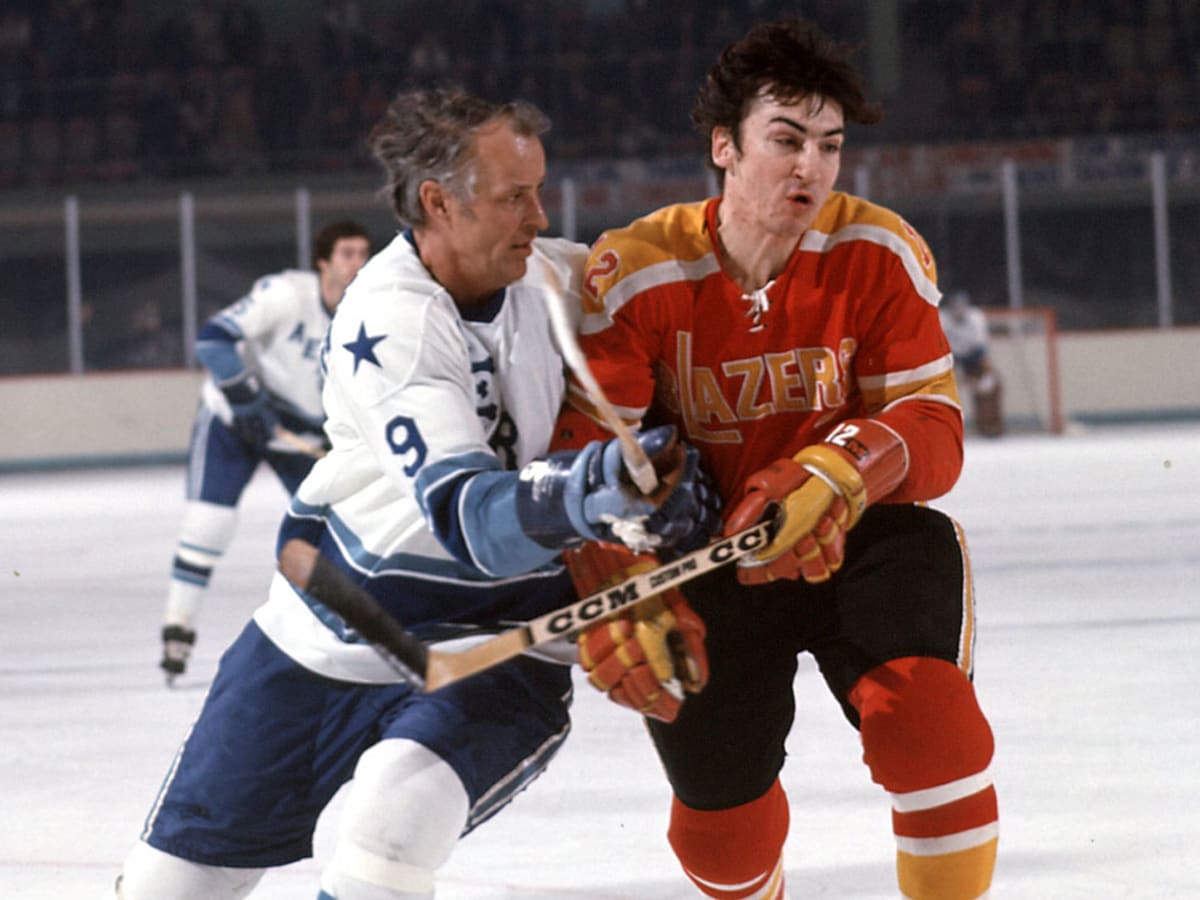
[850,656,998,900]
[667,780,788,899]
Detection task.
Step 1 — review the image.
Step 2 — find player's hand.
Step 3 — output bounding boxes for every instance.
[228,392,280,449]
[517,425,719,552]
[220,375,279,449]
[568,545,708,723]
[723,419,908,585]
[641,441,723,555]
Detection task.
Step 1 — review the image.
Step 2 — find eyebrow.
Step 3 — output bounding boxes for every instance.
[506,179,545,192]
[768,116,845,138]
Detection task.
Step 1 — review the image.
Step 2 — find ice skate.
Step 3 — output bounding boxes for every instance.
[160,625,196,685]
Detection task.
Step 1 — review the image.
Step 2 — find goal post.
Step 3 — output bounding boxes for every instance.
[981,306,1065,434]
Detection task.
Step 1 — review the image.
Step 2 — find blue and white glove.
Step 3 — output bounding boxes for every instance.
[516,425,721,554]
[220,374,279,449]
[645,444,722,557]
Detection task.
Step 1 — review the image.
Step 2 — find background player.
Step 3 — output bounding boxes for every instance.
[554,18,999,900]
[113,87,715,899]
[940,289,1005,436]
[159,219,371,681]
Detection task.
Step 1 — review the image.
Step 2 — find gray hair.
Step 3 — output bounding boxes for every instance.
[367,87,550,228]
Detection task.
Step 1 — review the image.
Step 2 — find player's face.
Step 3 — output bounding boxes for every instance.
[445,122,549,299]
[320,236,371,305]
[714,91,844,239]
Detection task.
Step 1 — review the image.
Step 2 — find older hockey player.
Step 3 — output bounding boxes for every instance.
[159,219,371,681]
[113,88,717,899]
[554,17,999,900]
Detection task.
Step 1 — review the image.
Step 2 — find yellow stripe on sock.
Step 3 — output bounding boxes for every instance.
[897,836,997,900]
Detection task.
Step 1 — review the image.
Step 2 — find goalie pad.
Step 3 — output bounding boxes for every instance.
[972,375,1004,437]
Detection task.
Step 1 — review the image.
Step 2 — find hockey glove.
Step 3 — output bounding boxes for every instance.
[643,441,723,556]
[568,542,708,723]
[516,425,720,554]
[221,374,279,449]
[724,419,909,585]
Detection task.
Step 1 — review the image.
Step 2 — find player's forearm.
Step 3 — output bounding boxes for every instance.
[448,469,564,576]
[873,397,963,502]
[412,457,560,578]
[195,322,246,383]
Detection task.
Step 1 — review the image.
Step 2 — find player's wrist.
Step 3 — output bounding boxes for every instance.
[514,449,593,548]
[799,419,908,525]
[220,373,263,406]
[793,444,862,498]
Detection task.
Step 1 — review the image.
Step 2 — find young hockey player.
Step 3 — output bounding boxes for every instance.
[555,17,999,900]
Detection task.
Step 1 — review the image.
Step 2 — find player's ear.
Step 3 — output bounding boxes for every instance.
[419,179,450,224]
[711,126,737,170]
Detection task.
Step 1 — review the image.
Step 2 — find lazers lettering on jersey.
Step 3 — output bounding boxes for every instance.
[675,331,858,443]
[539,526,768,637]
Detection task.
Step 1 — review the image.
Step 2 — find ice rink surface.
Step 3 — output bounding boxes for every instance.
[2,422,1199,899]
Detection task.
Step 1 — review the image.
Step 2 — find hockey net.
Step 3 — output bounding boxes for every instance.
[981,306,1064,434]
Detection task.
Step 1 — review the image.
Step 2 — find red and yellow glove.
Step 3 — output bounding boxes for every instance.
[567,543,708,723]
[723,419,909,585]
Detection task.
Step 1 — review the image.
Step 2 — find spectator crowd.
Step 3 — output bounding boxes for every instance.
[2,0,1199,187]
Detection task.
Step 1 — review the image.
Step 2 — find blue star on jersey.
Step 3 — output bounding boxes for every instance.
[344,323,386,373]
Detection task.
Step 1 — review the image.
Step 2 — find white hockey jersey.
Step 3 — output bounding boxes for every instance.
[197,268,332,451]
[255,232,589,682]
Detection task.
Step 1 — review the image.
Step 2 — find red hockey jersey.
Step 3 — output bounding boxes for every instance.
[555,194,964,505]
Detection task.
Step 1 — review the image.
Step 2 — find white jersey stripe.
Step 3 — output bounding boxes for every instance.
[891,767,994,813]
[895,822,999,857]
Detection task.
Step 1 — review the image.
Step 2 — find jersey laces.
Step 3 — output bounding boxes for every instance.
[741,280,774,332]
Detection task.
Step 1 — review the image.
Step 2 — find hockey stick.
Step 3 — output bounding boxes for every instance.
[278,520,773,692]
[542,265,658,495]
[274,426,327,459]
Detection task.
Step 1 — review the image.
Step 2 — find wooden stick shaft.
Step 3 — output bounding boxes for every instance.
[542,265,658,494]
[278,522,772,692]
[422,522,773,690]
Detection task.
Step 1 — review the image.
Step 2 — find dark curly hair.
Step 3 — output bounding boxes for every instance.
[692,17,881,161]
